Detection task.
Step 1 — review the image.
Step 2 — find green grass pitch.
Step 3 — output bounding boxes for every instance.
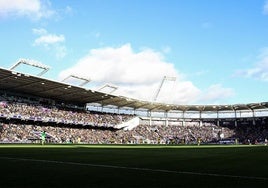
[0,144,267,188]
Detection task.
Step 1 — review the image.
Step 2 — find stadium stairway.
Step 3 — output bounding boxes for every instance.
[115,117,140,130]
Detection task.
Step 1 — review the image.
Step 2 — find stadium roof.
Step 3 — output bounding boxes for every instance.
[0,67,268,112]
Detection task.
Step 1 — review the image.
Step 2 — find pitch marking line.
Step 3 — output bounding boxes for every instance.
[1,156,267,181]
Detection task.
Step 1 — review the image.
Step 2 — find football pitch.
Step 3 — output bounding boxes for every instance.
[0,144,267,188]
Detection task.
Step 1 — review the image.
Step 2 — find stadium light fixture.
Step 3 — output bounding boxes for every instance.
[153,76,176,102]
[9,58,50,76]
[98,83,118,94]
[61,75,91,87]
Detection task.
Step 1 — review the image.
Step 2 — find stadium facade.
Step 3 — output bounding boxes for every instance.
[0,63,268,126]
[1,60,268,145]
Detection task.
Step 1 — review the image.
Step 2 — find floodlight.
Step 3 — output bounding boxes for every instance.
[9,58,50,76]
[98,83,118,94]
[153,76,176,101]
[61,75,91,87]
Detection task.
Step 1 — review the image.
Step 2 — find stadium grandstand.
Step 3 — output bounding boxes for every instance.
[0,59,268,145]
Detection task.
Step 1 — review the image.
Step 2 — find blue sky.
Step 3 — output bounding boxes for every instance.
[0,0,268,105]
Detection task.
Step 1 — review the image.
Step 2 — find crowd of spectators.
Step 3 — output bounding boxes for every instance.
[0,123,117,144]
[121,122,236,144]
[0,93,267,145]
[0,100,133,128]
[234,123,268,144]
[0,121,241,144]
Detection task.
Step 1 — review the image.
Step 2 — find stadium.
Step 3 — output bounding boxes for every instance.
[0,59,268,187]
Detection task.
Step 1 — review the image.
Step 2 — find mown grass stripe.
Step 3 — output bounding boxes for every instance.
[1,156,267,181]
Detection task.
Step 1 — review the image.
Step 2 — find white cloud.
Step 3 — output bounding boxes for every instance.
[32,28,47,35]
[264,0,268,15]
[59,44,233,104]
[0,0,55,19]
[33,28,66,58]
[34,34,65,46]
[196,84,235,104]
[59,44,178,85]
[237,48,268,81]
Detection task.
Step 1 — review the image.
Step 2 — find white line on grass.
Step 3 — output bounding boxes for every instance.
[1,156,267,181]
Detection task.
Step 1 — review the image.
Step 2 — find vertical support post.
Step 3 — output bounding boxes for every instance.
[182,111,185,126]
[165,111,168,127]
[235,110,237,127]
[252,109,256,125]
[217,111,220,126]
